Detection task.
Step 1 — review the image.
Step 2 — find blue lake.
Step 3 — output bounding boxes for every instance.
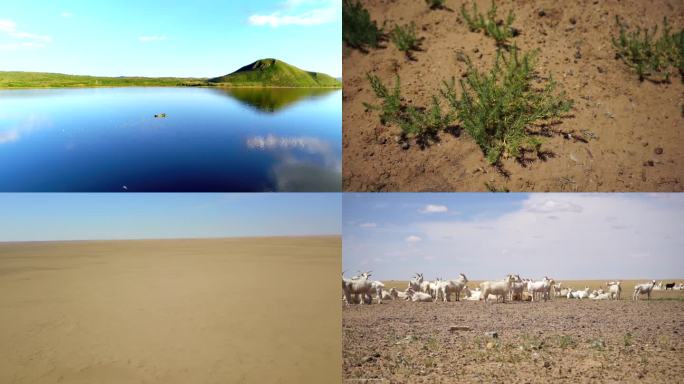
[0,87,341,191]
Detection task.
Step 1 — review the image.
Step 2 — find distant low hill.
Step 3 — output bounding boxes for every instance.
[208,59,341,88]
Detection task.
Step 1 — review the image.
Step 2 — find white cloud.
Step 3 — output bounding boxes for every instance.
[525,200,582,213]
[139,35,167,43]
[359,222,377,228]
[60,11,73,18]
[405,235,422,243]
[0,19,52,50]
[248,0,339,27]
[419,204,448,214]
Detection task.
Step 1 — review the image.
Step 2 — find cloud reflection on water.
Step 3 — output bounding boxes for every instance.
[246,134,341,191]
[0,115,51,144]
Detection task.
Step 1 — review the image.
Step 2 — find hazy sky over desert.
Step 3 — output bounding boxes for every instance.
[343,193,684,280]
[0,193,340,241]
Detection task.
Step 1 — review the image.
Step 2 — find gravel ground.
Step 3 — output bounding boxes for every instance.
[343,298,684,383]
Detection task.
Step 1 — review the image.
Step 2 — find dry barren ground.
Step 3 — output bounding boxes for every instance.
[343,281,684,383]
[0,237,341,384]
[343,0,684,192]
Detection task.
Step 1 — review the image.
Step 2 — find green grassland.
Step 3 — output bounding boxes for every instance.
[0,72,207,88]
[0,59,340,89]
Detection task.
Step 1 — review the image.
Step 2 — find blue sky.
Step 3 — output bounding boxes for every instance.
[0,193,341,241]
[343,193,684,280]
[0,0,341,77]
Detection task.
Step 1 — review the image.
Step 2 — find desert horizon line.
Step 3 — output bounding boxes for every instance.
[0,234,341,244]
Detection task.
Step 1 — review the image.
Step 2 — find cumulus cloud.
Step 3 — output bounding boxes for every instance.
[0,19,52,50]
[405,235,422,243]
[359,222,377,228]
[419,204,448,214]
[139,35,167,43]
[248,0,339,27]
[525,199,582,213]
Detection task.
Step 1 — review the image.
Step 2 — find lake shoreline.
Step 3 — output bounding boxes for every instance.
[0,85,342,90]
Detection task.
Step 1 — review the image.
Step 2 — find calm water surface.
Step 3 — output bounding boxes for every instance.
[0,87,341,191]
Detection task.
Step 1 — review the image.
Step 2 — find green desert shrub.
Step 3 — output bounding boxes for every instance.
[390,23,420,58]
[612,16,684,82]
[365,73,453,139]
[442,47,573,164]
[343,0,383,50]
[460,0,516,47]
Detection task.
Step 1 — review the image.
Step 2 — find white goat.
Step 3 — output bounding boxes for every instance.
[480,275,516,303]
[526,277,555,302]
[428,278,442,298]
[390,288,408,300]
[370,280,385,303]
[633,280,657,300]
[552,282,562,296]
[342,271,380,305]
[408,273,424,292]
[607,281,622,300]
[406,288,433,302]
[464,286,498,301]
[436,273,469,302]
[567,287,590,299]
[509,274,525,301]
[591,292,611,300]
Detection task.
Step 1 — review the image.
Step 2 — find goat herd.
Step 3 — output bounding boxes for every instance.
[342,272,684,305]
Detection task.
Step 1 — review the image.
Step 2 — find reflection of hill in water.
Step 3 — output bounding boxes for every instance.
[217,88,337,113]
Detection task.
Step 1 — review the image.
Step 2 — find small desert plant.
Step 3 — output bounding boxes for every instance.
[461,0,516,47]
[390,23,420,58]
[612,16,684,82]
[559,335,577,349]
[442,47,573,164]
[484,182,509,192]
[343,0,383,51]
[426,0,446,10]
[365,73,453,139]
[589,338,606,351]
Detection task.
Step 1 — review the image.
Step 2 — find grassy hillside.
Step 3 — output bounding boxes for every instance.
[208,59,341,88]
[0,72,207,88]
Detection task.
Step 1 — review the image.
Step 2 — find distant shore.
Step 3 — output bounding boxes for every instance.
[0,71,341,89]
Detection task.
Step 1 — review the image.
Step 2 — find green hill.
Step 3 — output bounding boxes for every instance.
[208,59,341,88]
[0,71,206,88]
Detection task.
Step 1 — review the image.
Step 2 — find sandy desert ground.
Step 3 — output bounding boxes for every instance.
[343,280,684,383]
[343,0,684,192]
[0,236,341,384]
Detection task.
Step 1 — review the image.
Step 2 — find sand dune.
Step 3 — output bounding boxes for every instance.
[0,236,341,384]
